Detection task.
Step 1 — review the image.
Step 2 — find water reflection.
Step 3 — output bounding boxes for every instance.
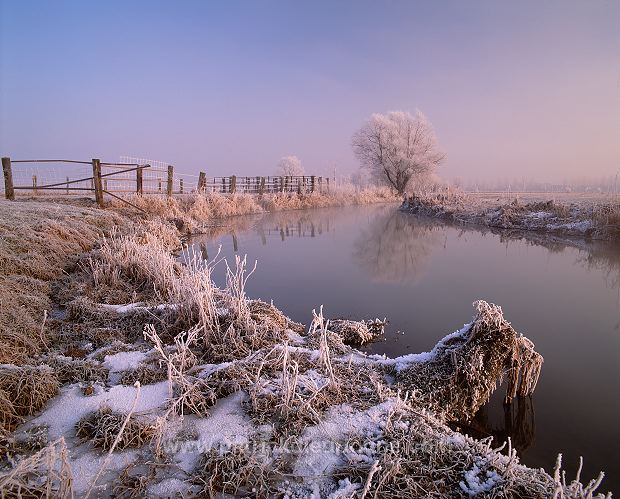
[193,210,337,259]
[486,228,620,292]
[192,207,620,294]
[452,396,536,455]
[353,211,444,283]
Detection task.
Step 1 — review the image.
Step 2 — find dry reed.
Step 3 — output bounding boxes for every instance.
[0,365,59,417]
[0,437,73,498]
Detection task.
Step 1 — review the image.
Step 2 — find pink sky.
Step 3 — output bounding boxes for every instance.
[1,1,618,182]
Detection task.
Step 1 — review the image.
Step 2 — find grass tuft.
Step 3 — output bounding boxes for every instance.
[75,407,154,450]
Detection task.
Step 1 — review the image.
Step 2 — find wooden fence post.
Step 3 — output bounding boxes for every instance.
[32,175,38,195]
[326,177,330,192]
[231,175,237,194]
[198,171,206,192]
[92,158,104,207]
[167,165,174,197]
[221,177,226,193]
[180,178,184,194]
[66,176,70,195]
[2,157,14,200]
[311,175,316,192]
[136,167,143,195]
[260,177,265,195]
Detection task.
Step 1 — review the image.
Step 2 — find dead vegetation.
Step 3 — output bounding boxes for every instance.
[194,446,282,497]
[75,407,154,450]
[328,318,387,345]
[0,437,73,498]
[0,200,123,366]
[402,190,620,242]
[397,300,543,420]
[0,365,59,421]
[44,356,109,385]
[332,400,591,498]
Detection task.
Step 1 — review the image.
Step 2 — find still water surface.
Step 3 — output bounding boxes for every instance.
[188,204,620,494]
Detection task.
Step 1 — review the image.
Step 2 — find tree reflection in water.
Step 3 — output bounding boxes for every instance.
[353,210,444,283]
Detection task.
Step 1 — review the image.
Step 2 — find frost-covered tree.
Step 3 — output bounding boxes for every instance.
[275,155,304,177]
[352,110,445,195]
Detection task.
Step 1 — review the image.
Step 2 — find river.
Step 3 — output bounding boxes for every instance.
[186,203,620,494]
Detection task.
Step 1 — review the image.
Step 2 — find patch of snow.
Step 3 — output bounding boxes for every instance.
[147,477,196,498]
[98,302,145,314]
[170,391,255,473]
[286,329,306,344]
[25,382,169,439]
[97,302,178,314]
[70,446,139,495]
[291,400,399,494]
[154,303,178,311]
[196,361,233,379]
[103,350,148,372]
[485,209,502,219]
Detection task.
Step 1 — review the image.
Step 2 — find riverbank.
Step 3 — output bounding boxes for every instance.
[401,191,620,243]
[111,187,399,234]
[0,200,611,497]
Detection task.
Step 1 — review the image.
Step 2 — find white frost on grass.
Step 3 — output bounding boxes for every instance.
[547,220,593,232]
[98,302,179,314]
[459,458,503,497]
[26,382,169,439]
[328,478,362,498]
[339,322,471,372]
[527,211,552,220]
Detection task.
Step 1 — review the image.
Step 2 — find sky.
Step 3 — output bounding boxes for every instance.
[0,1,618,182]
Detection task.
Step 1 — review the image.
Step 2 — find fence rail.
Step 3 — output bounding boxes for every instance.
[1,157,330,208]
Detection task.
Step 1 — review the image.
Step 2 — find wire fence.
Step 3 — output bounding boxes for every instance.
[1,156,330,206]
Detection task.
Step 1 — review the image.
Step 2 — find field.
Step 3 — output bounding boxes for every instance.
[468,191,619,209]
